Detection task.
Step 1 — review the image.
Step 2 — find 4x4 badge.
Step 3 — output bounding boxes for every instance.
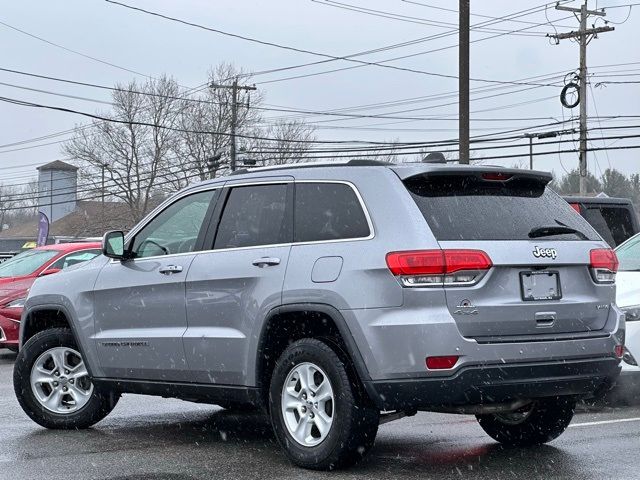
[532,246,557,259]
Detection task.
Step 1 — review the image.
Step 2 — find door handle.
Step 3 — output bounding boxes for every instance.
[252,257,281,268]
[159,265,183,275]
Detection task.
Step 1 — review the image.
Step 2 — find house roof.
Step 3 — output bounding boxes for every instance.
[0,201,137,239]
[36,160,79,172]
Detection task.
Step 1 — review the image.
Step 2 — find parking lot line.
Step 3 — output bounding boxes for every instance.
[570,417,640,427]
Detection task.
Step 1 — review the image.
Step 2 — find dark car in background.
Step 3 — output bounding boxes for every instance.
[563,196,639,247]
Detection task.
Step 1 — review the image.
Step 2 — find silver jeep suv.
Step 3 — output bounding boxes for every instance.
[14,161,624,470]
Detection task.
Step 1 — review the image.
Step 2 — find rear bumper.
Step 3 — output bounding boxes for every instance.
[366,357,621,411]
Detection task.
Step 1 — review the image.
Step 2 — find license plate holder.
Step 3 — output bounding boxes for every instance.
[520,271,562,301]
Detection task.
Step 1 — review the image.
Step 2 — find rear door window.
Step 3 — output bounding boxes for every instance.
[404,174,600,241]
[294,183,370,242]
[214,184,291,249]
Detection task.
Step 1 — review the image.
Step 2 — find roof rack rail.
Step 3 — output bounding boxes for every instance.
[226,159,395,176]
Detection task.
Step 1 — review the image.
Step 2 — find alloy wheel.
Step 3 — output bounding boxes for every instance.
[30,347,93,414]
[281,362,335,447]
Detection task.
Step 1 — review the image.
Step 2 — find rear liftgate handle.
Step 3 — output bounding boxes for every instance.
[535,311,556,328]
[159,265,184,275]
[252,257,281,268]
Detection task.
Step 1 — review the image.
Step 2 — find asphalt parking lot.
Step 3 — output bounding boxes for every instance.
[1,349,639,480]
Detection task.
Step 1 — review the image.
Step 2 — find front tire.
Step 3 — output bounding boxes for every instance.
[269,338,379,470]
[13,328,120,429]
[476,397,576,446]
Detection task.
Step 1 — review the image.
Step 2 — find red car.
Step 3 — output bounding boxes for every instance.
[0,242,101,352]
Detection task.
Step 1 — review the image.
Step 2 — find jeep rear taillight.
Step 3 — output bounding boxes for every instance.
[386,249,492,287]
[589,248,618,284]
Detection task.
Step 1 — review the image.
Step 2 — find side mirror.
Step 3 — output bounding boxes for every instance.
[102,230,126,260]
[39,268,61,277]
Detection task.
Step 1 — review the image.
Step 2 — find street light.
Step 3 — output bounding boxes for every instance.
[523,130,574,170]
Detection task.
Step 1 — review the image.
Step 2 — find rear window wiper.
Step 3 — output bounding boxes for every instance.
[528,225,588,240]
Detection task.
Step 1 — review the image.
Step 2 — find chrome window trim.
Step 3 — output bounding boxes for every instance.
[115,179,374,264]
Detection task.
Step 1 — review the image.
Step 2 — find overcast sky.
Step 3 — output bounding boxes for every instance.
[1,0,639,188]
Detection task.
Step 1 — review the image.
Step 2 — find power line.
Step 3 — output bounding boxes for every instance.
[0,20,152,80]
[0,93,430,146]
[3,60,635,151]
[399,0,576,28]
[104,0,563,88]
[310,0,553,36]
[252,6,577,85]
[5,132,640,201]
[0,66,562,123]
[3,123,639,189]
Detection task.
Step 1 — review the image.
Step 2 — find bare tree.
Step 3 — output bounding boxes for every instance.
[62,63,318,225]
[0,185,17,233]
[172,63,263,183]
[246,120,316,166]
[63,75,185,222]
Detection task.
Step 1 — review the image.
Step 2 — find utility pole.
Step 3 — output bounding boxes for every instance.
[459,0,470,164]
[210,78,257,172]
[550,1,613,194]
[101,163,105,230]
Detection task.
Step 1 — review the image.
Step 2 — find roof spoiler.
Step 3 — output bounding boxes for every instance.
[395,166,553,185]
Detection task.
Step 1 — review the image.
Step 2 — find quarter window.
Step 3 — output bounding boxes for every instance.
[214,184,291,249]
[131,190,217,258]
[294,183,370,242]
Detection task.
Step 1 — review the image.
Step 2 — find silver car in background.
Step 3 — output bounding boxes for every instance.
[612,233,640,401]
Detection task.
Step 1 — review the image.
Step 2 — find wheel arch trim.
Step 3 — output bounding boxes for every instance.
[254,303,374,397]
[21,303,96,378]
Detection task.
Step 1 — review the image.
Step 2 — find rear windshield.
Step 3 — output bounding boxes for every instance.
[404,174,600,241]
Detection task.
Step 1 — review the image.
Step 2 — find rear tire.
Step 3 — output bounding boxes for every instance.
[476,396,576,446]
[13,328,120,429]
[269,338,379,470]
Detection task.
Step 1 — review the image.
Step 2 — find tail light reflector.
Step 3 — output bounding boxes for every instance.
[386,249,492,287]
[589,248,618,284]
[426,356,459,370]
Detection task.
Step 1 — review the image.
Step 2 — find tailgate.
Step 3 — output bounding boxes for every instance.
[438,240,612,339]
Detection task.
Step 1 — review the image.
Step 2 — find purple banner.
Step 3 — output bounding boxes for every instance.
[36,212,49,247]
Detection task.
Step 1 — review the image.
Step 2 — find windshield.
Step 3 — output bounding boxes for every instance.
[0,249,59,278]
[616,234,640,271]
